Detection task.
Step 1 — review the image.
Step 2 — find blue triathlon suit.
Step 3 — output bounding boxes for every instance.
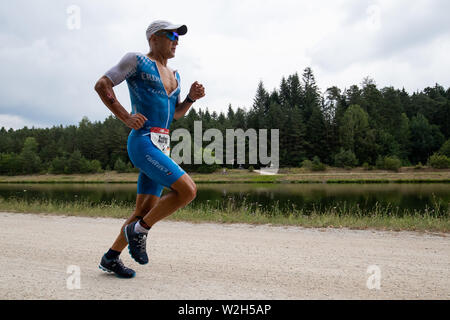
[105,52,186,197]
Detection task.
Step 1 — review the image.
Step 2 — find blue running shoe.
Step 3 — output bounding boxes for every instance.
[124,221,149,265]
[99,254,136,278]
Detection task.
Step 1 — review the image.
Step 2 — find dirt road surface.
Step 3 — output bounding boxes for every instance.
[0,212,448,300]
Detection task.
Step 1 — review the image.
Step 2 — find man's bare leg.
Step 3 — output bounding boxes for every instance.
[110,194,159,252]
[99,194,159,277]
[123,174,196,265]
[142,173,197,227]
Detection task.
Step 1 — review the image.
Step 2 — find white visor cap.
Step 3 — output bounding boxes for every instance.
[146,20,188,40]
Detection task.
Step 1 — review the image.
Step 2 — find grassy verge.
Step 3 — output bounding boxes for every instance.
[1,198,448,233]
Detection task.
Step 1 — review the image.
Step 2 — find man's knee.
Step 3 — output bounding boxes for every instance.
[174,180,196,205]
[187,183,197,202]
[172,174,197,204]
[178,182,196,205]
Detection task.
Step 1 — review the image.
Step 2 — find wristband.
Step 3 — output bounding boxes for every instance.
[186,95,196,103]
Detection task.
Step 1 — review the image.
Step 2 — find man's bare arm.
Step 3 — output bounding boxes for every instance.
[174,81,205,120]
[94,76,147,129]
[174,99,194,120]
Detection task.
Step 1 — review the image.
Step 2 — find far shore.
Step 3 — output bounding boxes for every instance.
[0,167,449,184]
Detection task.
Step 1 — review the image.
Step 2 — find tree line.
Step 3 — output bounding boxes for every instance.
[1,67,449,175]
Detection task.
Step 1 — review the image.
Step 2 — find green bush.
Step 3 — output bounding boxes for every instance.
[65,150,84,174]
[375,156,383,169]
[19,137,42,174]
[114,158,128,173]
[196,163,220,173]
[49,157,66,174]
[0,153,22,175]
[376,156,402,171]
[439,139,450,158]
[312,156,326,171]
[384,156,402,171]
[428,153,450,169]
[362,162,374,170]
[48,155,102,174]
[414,162,424,170]
[248,165,255,172]
[86,159,103,173]
[0,148,42,175]
[334,149,358,168]
[114,158,136,173]
[301,159,313,170]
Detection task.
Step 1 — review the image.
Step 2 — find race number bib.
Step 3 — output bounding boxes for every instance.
[150,127,171,157]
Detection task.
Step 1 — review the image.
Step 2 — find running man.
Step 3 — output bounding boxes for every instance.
[94,20,205,278]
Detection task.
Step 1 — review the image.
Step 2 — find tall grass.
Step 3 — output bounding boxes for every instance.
[1,196,448,233]
[0,197,134,219]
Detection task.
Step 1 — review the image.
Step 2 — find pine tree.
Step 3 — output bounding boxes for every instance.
[301,67,320,121]
[284,107,308,166]
[20,137,42,174]
[307,105,329,163]
[249,81,269,129]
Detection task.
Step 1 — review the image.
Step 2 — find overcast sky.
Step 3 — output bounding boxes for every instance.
[1,0,449,129]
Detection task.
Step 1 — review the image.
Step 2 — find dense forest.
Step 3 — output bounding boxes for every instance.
[1,67,450,175]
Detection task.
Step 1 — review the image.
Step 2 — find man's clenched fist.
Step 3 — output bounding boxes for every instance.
[188,81,206,101]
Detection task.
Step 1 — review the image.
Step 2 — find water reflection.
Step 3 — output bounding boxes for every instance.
[0,183,449,216]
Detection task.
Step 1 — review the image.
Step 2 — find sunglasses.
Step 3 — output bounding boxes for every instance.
[158,30,179,41]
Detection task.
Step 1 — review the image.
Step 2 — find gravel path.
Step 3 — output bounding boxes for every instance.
[0,212,448,300]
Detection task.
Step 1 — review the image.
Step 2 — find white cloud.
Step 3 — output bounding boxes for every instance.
[0,0,449,129]
[0,114,46,130]
[310,0,450,71]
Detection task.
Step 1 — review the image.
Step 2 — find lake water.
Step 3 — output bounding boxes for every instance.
[1,183,449,217]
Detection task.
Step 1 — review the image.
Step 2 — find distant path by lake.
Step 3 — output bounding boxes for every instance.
[0,168,449,184]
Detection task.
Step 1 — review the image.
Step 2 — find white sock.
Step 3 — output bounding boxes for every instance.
[134,221,150,234]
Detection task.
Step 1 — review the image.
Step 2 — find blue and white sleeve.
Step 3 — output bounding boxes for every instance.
[104,52,138,86]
